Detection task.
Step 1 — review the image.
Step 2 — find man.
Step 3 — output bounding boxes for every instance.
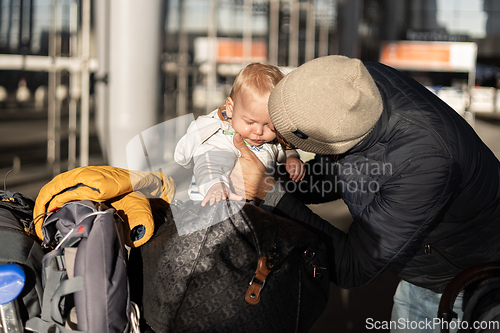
[230,55,500,332]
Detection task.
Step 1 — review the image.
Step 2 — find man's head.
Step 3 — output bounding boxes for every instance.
[226,63,284,146]
[268,55,383,154]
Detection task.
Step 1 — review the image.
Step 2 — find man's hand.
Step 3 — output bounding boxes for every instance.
[230,134,276,203]
[285,155,306,182]
[201,182,242,207]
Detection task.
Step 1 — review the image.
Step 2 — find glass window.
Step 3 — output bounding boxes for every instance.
[436,0,487,38]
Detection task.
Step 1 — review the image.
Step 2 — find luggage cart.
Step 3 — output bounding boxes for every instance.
[438,262,500,333]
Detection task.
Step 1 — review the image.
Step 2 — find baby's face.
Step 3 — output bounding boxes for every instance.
[227,91,276,147]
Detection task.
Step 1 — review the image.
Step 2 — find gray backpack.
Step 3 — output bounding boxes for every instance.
[26,200,138,333]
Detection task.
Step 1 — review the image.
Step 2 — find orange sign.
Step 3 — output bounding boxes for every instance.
[380,41,476,72]
[382,42,449,62]
[217,39,267,63]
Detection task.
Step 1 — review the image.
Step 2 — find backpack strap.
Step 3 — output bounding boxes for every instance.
[41,250,66,321]
[26,250,86,333]
[50,276,85,324]
[26,230,87,333]
[26,318,85,333]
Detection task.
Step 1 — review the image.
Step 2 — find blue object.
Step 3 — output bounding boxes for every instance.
[130,225,146,241]
[0,264,26,305]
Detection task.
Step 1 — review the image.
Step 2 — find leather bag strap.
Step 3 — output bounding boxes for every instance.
[245,256,271,305]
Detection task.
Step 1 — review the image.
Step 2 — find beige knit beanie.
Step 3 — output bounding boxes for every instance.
[269,55,383,155]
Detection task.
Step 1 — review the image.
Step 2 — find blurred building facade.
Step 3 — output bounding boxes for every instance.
[157,0,500,121]
[1,1,500,109]
[1,0,500,112]
[1,0,500,167]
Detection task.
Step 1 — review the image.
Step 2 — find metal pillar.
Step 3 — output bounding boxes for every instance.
[268,0,280,66]
[305,0,316,62]
[93,0,110,164]
[243,0,253,63]
[47,0,58,174]
[289,0,299,67]
[338,0,362,58]
[68,1,79,170]
[80,0,90,167]
[205,0,217,114]
[177,0,188,117]
[318,0,331,57]
[107,0,162,168]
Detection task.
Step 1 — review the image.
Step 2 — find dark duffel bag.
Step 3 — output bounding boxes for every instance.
[129,199,330,333]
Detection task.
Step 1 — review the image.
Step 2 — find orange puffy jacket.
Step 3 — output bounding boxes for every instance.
[33,166,175,247]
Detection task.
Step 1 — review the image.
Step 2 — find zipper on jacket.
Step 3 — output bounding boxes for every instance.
[424,244,465,271]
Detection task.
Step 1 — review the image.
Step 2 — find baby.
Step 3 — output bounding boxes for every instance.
[174,63,305,206]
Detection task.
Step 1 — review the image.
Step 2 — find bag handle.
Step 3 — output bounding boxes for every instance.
[245,256,271,305]
[26,317,86,333]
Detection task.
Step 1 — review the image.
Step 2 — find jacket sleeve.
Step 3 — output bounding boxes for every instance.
[279,154,342,204]
[275,145,299,164]
[274,155,460,289]
[192,136,239,196]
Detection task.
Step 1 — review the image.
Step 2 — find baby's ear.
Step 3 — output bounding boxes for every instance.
[225,97,234,118]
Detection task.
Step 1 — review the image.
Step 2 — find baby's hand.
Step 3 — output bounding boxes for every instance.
[286,155,305,182]
[201,182,242,206]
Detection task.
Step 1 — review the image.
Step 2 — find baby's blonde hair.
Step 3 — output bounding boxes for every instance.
[229,63,284,100]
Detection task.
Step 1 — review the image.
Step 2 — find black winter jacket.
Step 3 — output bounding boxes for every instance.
[273,62,500,293]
